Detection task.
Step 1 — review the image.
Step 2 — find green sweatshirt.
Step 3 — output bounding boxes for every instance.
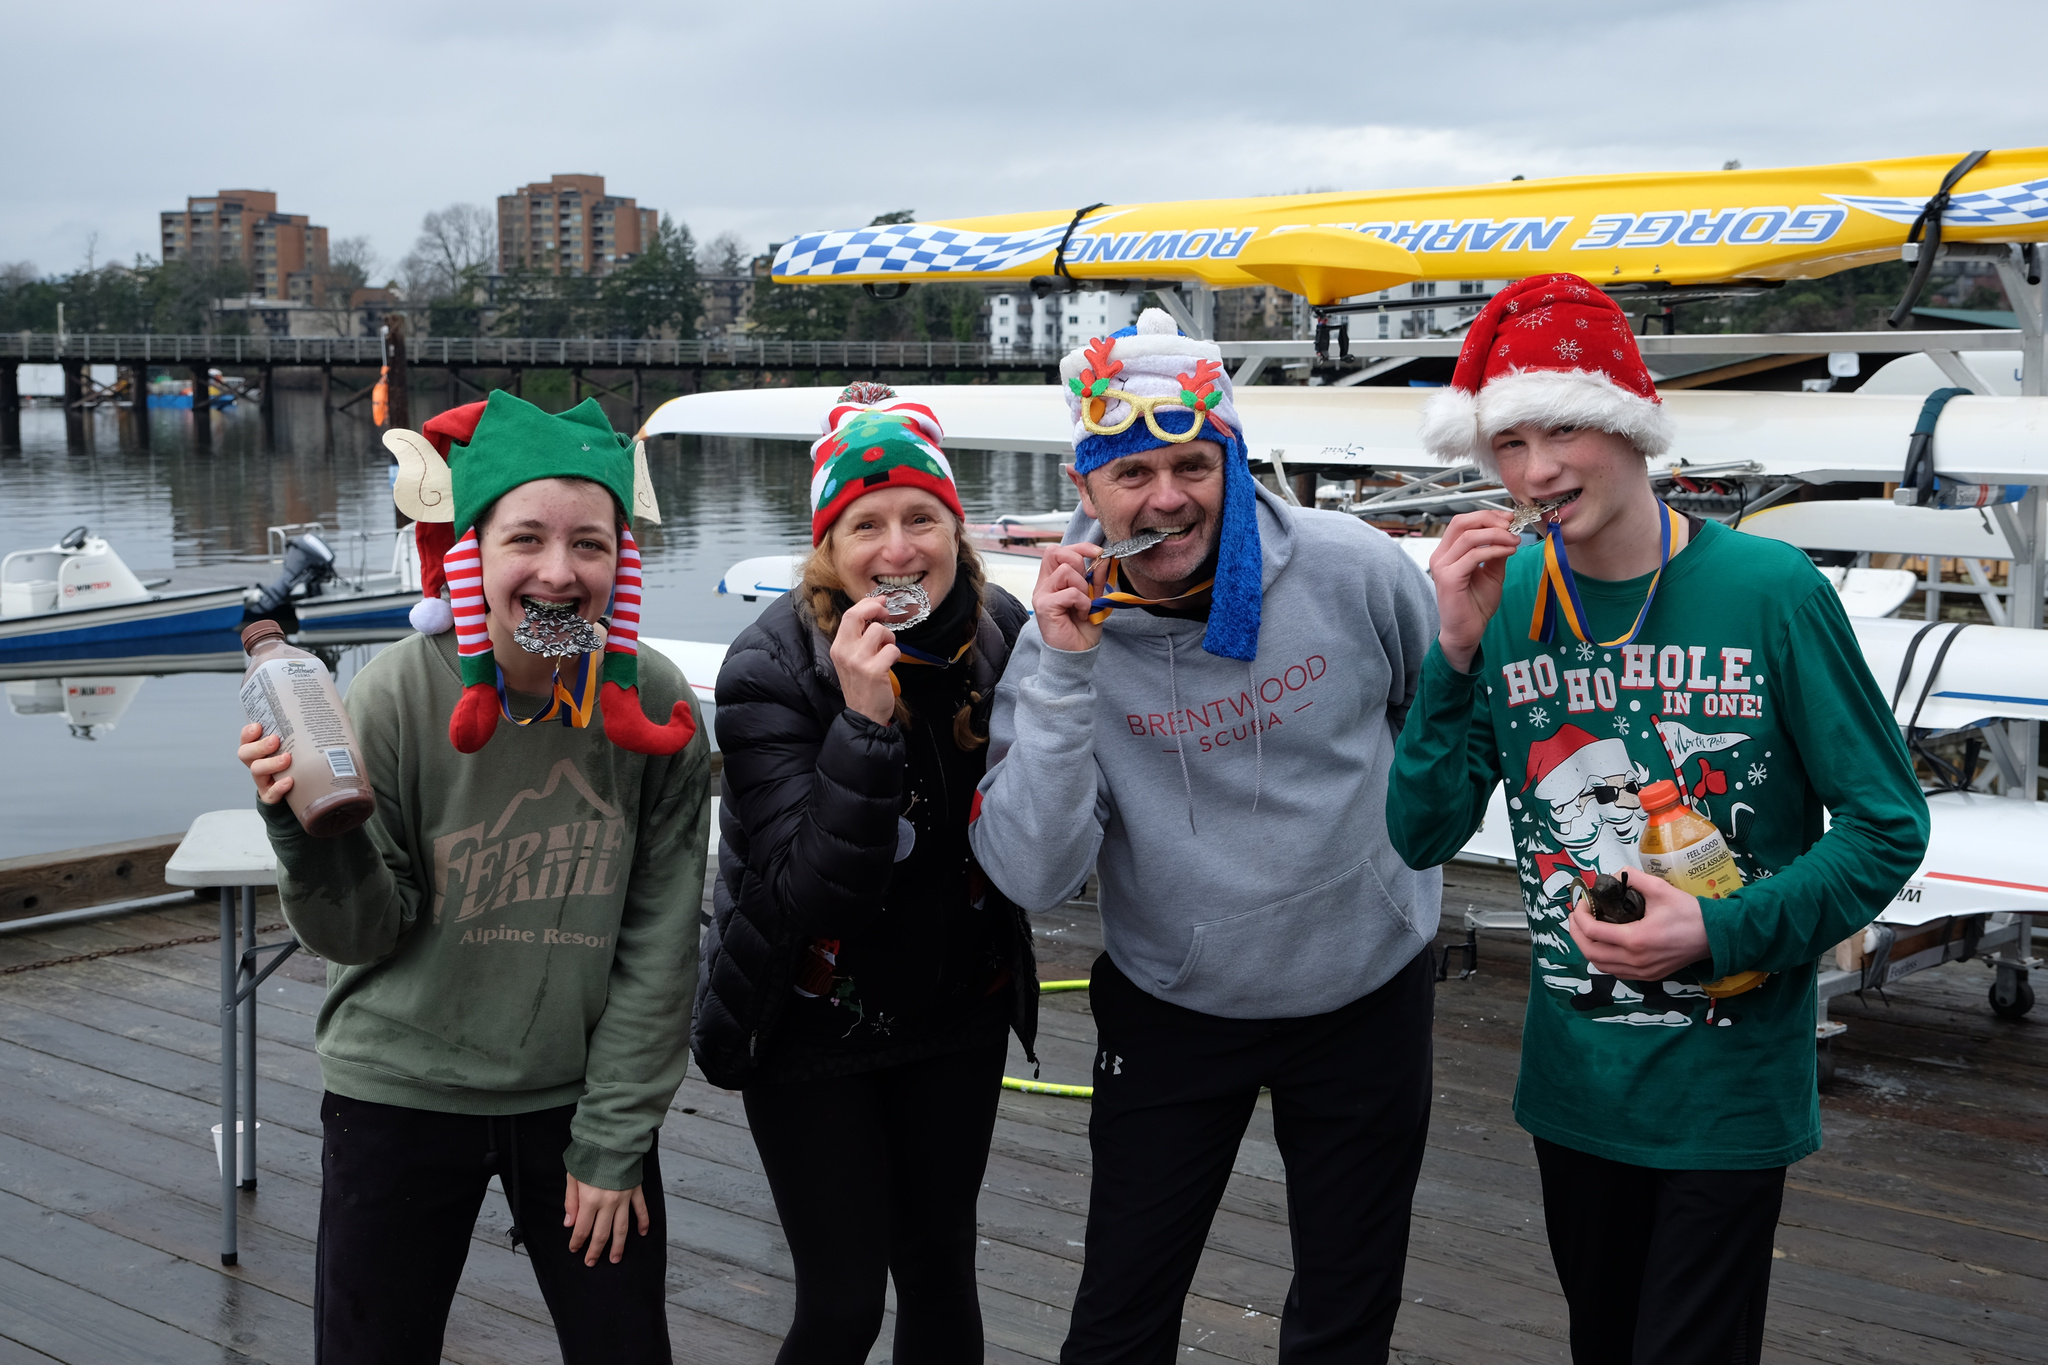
[260,629,711,1189]
[1388,518,1927,1169]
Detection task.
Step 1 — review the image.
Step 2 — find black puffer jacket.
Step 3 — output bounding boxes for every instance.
[692,583,1037,1090]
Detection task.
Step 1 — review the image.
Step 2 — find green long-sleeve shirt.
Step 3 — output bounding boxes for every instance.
[261,629,710,1189]
[1388,518,1927,1168]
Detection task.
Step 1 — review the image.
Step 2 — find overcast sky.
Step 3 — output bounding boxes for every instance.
[5,0,2042,279]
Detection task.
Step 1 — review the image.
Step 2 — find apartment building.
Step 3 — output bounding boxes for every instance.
[498,175,660,278]
[159,190,330,302]
[988,288,1141,353]
[1349,278,1505,339]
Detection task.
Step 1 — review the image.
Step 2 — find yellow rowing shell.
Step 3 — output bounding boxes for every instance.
[770,148,2048,301]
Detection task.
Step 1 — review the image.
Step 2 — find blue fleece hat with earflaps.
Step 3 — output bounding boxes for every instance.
[1061,309,1262,661]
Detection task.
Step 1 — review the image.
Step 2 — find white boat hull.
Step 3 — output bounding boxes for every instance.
[642,384,2048,486]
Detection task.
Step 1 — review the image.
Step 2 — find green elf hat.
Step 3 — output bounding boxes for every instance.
[381,390,694,757]
[807,383,962,544]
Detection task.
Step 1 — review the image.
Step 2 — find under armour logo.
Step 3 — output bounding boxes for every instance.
[1097,1051,1123,1076]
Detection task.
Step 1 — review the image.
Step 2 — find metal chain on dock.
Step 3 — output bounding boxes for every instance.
[0,922,289,976]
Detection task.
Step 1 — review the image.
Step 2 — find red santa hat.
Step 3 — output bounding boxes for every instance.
[1419,273,1673,476]
[1522,723,1634,805]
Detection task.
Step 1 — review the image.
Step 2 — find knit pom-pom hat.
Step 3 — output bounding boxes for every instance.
[1418,273,1674,477]
[808,383,963,544]
[383,390,693,757]
[1060,308,1262,662]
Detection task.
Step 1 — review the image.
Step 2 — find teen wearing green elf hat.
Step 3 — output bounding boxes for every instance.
[386,390,693,755]
[237,388,710,1364]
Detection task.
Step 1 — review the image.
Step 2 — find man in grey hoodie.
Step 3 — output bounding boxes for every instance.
[971,309,1441,1363]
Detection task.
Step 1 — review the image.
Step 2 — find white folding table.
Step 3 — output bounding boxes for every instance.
[165,808,296,1267]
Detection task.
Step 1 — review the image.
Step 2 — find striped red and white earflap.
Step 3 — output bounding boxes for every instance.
[444,529,491,664]
[597,523,696,755]
[605,525,646,663]
[441,526,505,753]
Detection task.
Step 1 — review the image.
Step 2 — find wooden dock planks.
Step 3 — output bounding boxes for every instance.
[0,863,2040,1364]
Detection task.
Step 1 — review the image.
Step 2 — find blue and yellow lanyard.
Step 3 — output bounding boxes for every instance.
[1528,503,1686,647]
[887,637,972,697]
[1086,557,1214,625]
[495,648,601,728]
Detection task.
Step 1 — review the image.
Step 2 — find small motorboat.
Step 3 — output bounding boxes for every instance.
[1,527,248,655]
[241,524,420,633]
[0,524,420,660]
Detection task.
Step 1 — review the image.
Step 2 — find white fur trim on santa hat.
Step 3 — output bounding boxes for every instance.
[1420,368,1674,476]
[410,595,454,635]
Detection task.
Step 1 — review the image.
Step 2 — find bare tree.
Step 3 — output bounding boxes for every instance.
[697,231,749,278]
[401,204,497,301]
[327,236,380,294]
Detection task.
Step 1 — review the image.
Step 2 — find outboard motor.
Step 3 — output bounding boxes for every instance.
[246,533,337,625]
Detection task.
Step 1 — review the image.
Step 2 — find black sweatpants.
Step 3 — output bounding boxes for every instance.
[742,1029,1009,1365]
[1534,1137,1786,1365]
[1062,947,1435,1365]
[315,1092,669,1365]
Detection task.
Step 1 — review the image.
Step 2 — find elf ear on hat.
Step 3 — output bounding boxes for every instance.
[389,400,487,636]
[1419,273,1674,476]
[808,383,963,546]
[1061,308,1262,662]
[380,390,692,758]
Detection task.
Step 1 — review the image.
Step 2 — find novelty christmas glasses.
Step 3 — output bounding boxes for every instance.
[1070,343,1230,444]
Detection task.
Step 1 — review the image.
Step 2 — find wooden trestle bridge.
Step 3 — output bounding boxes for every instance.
[0,333,1070,446]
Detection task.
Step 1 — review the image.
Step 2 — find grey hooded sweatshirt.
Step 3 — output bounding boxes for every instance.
[970,482,1443,1019]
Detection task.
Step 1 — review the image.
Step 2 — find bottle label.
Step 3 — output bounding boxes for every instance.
[240,658,359,780]
[1640,832,1742,899]
[239,667,292,748]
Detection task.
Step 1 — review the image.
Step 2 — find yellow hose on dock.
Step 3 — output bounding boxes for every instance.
[1002,979,1093,1099]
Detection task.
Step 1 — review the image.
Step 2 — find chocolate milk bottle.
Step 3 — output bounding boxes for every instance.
[239,620,376,837]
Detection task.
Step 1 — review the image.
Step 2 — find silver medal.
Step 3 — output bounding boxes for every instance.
[867,582,932,633]
[512,598,604,658]
[1508,497,1571,534]
[1101,527,1172,560]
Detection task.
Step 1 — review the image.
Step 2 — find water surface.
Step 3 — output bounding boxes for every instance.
[1,396,1070,858]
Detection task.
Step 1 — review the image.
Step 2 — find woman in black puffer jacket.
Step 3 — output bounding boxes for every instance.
[693,389,1036,1364]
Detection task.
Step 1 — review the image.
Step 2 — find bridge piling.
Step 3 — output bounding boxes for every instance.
[259,364,275,447]
[61,360,85,450]
[189,364,211,450]
[0,361,18,451]
[126,363,150,448]
[384,316,411,431]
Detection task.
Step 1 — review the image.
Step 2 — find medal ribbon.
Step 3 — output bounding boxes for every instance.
[1086,557,1215,624]
[895,639,973,669]
[1527,503,1683,647]
[494,648,601,729]
[887,637,973,698]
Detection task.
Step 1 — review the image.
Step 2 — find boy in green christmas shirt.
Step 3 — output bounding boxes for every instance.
[1388,274,1927,1365]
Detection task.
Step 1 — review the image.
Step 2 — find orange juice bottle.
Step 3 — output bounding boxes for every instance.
[1636,780,1767,999]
